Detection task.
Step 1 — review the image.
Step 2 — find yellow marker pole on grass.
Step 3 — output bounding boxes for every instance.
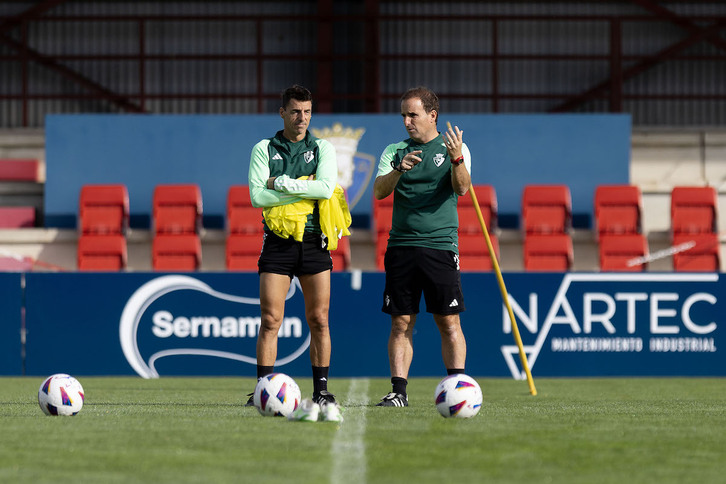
[448,121,537,396]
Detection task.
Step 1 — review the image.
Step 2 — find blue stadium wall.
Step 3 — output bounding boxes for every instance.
[44,113,631,229]
[1,272,722,378]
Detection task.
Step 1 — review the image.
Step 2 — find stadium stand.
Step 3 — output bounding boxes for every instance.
[672,233,721,272]
[77,234,127,271]
[670,186,718,235]
[458,184,497,234]
[594,185,643,238]
[77,184,129,271]
[456,185,498,271]
[598,233,649,272]
[0,206,35,228]
[153,184,203,234]
[330,234,351,272]
[373,196,394,270]
[522,184,572,235]
[0,158,40,182]
[152,184,202,270]
[79,184,129,235]
[225,233,262,271]
[458,232,498,271]
[669,186,720,272]
[521,185,573,271]
[227,185,264,234]
[153,233,202,271]
[523,233,573,271]
[225,186,261,271]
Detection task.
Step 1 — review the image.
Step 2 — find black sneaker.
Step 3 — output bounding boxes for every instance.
[312,390,336,405]
[376,392,408,407]
[244,392,255,407]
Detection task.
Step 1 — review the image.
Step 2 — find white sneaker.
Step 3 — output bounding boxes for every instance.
[320,402,344,423]
[287,399,320,422]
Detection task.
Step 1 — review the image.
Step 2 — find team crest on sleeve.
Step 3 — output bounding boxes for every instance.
[433,153,445,167]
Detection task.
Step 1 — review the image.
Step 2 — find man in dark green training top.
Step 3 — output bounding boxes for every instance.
[247,85,339,411]
[373,86,472,407]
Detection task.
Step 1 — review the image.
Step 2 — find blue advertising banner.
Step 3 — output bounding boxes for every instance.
[0,273,22,375]
[21,272,724,378]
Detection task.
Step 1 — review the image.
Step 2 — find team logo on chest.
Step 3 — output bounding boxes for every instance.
[303,150,314,163]
[433,153,446,167]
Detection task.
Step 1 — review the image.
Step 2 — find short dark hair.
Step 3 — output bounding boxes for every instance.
[281,84,313,109]
[401,86,439,122]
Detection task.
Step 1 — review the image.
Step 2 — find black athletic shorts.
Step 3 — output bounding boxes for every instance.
[382,246,465,315]
[258,231,333,277]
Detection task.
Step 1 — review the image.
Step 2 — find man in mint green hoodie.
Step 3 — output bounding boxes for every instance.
[247,85,338,407]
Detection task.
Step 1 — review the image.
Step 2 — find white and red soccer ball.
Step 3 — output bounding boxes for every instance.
[38,374,85,416]
[434,374,483,418]
[253,373,301,417]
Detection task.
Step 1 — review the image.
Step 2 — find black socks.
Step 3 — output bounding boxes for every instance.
[392,377,408,396]
[312,366,329,394]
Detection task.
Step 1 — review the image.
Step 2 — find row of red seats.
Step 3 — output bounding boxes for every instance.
[0,159,41,229]
[77,184,350,272]
[372,184,721,272]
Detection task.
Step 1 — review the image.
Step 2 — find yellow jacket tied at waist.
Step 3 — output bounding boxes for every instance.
[263,184,351,250]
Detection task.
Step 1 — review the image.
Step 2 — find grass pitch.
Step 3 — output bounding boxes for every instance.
[0,377,724,484]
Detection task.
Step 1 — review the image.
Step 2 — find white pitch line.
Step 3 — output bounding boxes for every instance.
[330,378,369,484]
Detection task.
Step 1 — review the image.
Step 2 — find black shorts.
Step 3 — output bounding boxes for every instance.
[382,246,465,315]
[258,231,332,277]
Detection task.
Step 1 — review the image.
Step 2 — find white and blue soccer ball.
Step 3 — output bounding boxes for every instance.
[434,374,482,418]
[38,374,85,416]
[254,373,301,417]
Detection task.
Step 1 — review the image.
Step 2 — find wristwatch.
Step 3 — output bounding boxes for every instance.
[451,156,464,166]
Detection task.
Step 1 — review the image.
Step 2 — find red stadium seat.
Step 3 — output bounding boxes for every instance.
[599,234,648,272]
[671,186,718,235]
[226,233,262,271]
[0,206,36,228]
[594,185,642,238]
[522,185,572,234]
[153,233,202,271]
[523,233,573,271]
[373,196,394,270]
[372,196,394,236]
[79,184,129,235]
[672,233,721,272]
[458,184,498,233]
[330,235,351,272]
[458,232,498,272]
[227,185,264,234]
[0,158,40,182]
[77,234,127,271]
[375,232,388,271]
[153,184,202,234]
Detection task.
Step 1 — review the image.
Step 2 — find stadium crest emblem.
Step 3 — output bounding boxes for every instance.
[311,123,375,209]
[119,275,310,378]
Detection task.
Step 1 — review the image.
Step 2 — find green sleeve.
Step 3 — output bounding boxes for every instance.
[248,139,301,208]
[375,142,406,178]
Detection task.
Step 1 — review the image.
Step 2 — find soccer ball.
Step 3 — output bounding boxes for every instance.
[434,374,482,418]
[38,374,85,416]
[253,373,301,417]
